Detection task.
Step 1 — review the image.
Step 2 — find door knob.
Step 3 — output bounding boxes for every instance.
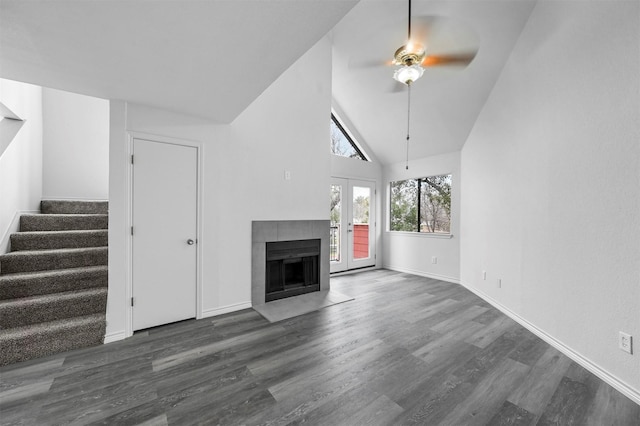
[187,239,195,245]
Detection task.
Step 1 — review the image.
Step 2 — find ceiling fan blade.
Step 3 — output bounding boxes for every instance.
[387,81,407,94]
[421,51,478,68]
[349,58,395,69]
[411,16,447,45]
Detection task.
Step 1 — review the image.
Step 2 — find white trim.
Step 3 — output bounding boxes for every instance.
[329,266,377,277]
[385,231,454,239]
[126,131,205,335]
[40,197,109,202]
[103,330,127,344]
[384,265,460,284]
[0,209,39,254]
[124,129,133,338]
[202,302,252,318]
[197,144,205,321]
[458,280,640,406]
[330,176,377,184]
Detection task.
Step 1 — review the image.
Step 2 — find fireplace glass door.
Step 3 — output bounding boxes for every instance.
[265,239,320,302]
[330,178,376,273]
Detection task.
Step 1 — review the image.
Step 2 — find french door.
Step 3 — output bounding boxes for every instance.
[330,178,376,273]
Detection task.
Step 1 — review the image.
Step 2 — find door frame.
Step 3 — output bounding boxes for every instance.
[125,131,204,338]
[330,177,376,273]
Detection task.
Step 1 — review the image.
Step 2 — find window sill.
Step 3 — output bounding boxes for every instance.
[385,231,454,239]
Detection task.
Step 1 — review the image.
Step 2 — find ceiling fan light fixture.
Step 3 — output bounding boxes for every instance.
[393,64,424,85]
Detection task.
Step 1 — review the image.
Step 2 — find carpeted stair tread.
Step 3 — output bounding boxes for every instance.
[20,214,108,232]
[0,247,108,275]
[0,265,108,300]
[0,287,108,329]
[10,229,108,251]
[0,314,106,366]
[0,200,109,366]
[41,200,108,215]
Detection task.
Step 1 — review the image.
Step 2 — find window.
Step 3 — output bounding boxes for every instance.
[389,174,451,234]
[330,114,368,161]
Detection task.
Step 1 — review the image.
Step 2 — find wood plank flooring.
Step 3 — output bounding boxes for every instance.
[1,269,639,425]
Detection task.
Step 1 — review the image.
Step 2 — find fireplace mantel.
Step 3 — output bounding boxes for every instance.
[251,220,330,306]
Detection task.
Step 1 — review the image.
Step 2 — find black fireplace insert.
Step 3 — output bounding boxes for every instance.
[265,239,320,302]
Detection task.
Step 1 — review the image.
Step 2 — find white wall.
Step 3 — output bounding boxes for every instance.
[0,79,42,253]
[382,151,461,283]
[42,88,109,200]
[106,101,227,340]
[225,36,333,301]
[106,36,334,339]
[460,0,639,400]
[105,100,128,340]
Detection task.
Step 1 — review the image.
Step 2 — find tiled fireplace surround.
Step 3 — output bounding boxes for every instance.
[251,220,330,307]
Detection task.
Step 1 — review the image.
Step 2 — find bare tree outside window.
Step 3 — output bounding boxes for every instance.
[353,195,369,224]
[390,179,418,232]
[390,174,451,233]
[329,184,344,262]
[330,185,341,226]
[330,114,368,161]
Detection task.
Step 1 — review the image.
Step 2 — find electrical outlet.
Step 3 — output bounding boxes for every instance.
[619,332,633,354]
[482,271,487,280]
[497,278,502,289]
[431,256,437,264]
[284,170,291,180]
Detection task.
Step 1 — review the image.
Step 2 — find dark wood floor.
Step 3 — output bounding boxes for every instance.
[1,270,639,425]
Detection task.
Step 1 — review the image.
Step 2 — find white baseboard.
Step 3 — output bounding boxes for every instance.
[458,280,640,406]
[104,302,252,343]
[384,264,460,285]
[0,209,39,254]
[40,197,109,201]
[201,301,252,318]
[330,266,377,277]
[104,330,127,344]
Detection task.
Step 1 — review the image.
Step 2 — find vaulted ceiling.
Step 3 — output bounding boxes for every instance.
[0,0,358,123]
[331,0,536,164]
[1,0,538,164]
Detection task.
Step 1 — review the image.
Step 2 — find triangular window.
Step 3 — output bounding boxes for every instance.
[330,114,369,161]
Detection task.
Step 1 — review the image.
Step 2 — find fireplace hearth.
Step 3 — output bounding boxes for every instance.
[265,239,320,302]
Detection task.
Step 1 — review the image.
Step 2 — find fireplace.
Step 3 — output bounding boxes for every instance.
[252,220,330,306]
[265,239,320,302]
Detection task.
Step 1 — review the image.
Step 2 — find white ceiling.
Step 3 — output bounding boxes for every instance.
[0,0,357,123]
[1,0,539,164]
[331,0,536,164]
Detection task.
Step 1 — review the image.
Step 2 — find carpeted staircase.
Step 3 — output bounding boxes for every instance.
[0,200,108,366]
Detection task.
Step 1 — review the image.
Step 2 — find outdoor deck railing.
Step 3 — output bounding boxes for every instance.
[330,225,340,262]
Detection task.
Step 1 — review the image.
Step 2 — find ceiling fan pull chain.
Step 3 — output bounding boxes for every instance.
[406,83,411,170]
[406,135,410,170]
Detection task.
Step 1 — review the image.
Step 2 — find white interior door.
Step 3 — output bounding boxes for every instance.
[330,178,376,273]
[132,138,198,331]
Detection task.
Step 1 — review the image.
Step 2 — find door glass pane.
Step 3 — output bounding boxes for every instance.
[330,184,342,262]
[352,186,370,259]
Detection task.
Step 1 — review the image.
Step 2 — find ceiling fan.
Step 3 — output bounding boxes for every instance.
[390,0,478,169]
[390,0,478,87]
